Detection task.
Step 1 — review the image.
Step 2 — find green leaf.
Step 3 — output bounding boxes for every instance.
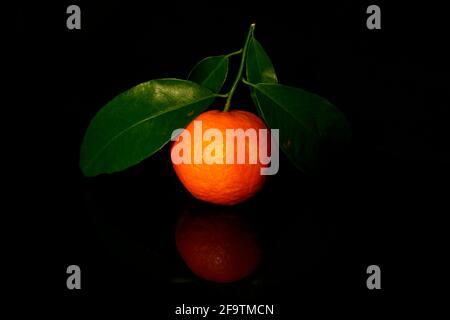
[188,55,229,93]
[80,79,215,177]
[246,37,278,84]
[248,83,351,174]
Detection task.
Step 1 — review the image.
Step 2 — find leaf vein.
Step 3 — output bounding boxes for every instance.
[83,95,214,171]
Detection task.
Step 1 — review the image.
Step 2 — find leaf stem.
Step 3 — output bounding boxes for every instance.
[227,49,243,58]
[223,23,256,112]
[214,93,229,98]
[241,78,255,88]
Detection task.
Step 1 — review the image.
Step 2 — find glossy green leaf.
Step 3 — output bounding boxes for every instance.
[246,37,278,84]
[80,79,215,177]
[248,83,351,174]
[188,55,229,93]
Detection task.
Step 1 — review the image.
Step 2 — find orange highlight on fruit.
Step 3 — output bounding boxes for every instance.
[171,110,270,205]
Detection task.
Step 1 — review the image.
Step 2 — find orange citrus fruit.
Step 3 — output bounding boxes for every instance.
[171,110,270,205]
[175,209,262,283]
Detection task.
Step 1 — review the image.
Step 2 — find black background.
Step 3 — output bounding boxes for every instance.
[13,0,448,316]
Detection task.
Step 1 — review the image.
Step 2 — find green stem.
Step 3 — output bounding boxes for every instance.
[223,23,256,112]
[214,93,229,98]
[227,49,243,58]
[241,78,254,87]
